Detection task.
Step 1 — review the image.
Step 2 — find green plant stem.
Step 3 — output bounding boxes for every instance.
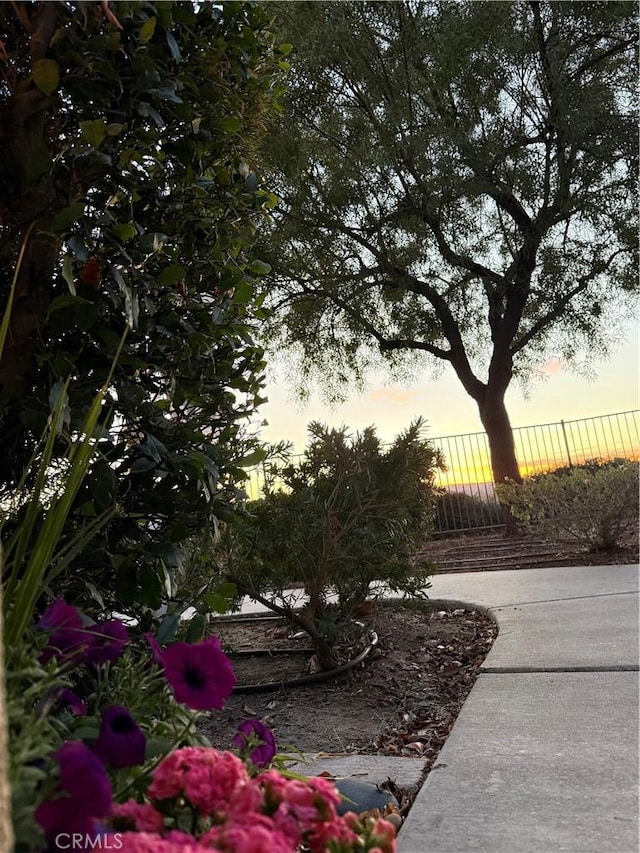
[3,327,129,646]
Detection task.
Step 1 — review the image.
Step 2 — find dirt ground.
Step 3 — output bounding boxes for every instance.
[200,534,637,758]
[200,601,497,766]
[198,534,635,818]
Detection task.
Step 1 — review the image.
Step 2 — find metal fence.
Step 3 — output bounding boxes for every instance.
[246,410,640,533]
[431,410,639,533]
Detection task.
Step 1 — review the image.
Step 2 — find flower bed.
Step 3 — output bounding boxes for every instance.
[7,598,398,852]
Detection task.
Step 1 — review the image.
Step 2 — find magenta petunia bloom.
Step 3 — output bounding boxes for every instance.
[56,689,87,716]
[35,741,112,843]
[38,599,90,664]
[84,619,129,665]
[145,632,164,667]
[160,636,236,711]
[232,719,276,768]
[93,706,146,769]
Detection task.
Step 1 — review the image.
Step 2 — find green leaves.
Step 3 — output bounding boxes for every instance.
[80,119,107,148]
[51,204,85,234]
[32,59,60,95]
[1,0,285,624]
[2,329,128,647]
[112,222,136,241]
[249,260,272,276]
[157,264,186,286]
[236,448,267,468]
[166,31,182,61]
[228,420,439,652]
[139,16,157,44]
[260,0,638,462]
[157,613,180,645]
[218,116,243,133]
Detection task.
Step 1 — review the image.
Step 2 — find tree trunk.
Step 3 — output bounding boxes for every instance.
[0,3,60,400]
[478,391,522,486]
[478,390,522,536]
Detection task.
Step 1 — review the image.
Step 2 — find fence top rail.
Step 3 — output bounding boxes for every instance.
[427,409,639,443]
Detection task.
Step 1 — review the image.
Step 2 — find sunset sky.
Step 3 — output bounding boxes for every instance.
[255,321,639,454]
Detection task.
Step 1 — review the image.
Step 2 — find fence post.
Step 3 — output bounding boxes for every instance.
[560,420,573,468]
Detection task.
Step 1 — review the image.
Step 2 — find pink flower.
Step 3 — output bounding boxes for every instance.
[307,818,359,852]
[277,779,320,823]
[148,747,249,816]
[201,816,295,853]
[38,600,129,666]
[145,632,163,666]
[38,599,90,664]
[369,816,398,853]
[305,775,342,815]
[55,689,87,715]
[256,770,347,845]
[256,768,290,809]
[111,800,165,833]
[164,830,206,846]
[93,706,146,769]
[117,832,212,853]
[160,636,236,710]
[222,776,263,819]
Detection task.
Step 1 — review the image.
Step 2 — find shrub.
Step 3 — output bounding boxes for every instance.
[227,419,442,668]
[435,491,503,533]
[0,0,284,618]
[497,460,639,552]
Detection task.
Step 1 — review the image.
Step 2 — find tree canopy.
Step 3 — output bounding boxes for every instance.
[0,1,287,615]
[259,0,638,483]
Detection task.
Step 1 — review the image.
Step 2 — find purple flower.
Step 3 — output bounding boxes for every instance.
[84,620,128,666]
[232,719,276,768]
[161,636,236,710]
[93,706,146,769]
[56,689,87,716]
[35,741,112,843]
[38,599,90,664]
[145,632,164,666]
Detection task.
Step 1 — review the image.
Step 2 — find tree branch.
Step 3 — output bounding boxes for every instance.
[421,212,508,289]
[569,37,637,81]
[510,249,625,355]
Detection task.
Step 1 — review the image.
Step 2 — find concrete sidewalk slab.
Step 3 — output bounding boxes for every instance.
[483,593,639,669]
[398,671,639,853]
[426,563,639,610]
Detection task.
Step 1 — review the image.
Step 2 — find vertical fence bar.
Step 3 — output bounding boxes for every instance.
[560,421,573,468]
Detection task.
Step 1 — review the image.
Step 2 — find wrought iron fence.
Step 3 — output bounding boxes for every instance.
[245,410,640,534]
[432,410,639,533]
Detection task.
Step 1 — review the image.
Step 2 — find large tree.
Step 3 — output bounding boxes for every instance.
[259,1,638,484]
[0,1,286,615]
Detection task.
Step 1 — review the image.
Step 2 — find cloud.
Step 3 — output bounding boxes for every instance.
[366,387,420,404]
[539,358,566,376]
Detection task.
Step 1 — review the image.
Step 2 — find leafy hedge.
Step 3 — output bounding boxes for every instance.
[497,459,639,551]
[0,1,287,619]
[227,419,442,668]
[435,491,504,533]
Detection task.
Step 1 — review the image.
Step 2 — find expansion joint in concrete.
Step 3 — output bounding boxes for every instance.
[480,665,639,673]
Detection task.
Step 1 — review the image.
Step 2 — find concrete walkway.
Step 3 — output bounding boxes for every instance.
[398,564,639,853]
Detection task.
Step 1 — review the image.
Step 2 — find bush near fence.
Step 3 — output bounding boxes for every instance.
[435,492,504,534]
[430,411,639,534]
[497,459,639,552]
